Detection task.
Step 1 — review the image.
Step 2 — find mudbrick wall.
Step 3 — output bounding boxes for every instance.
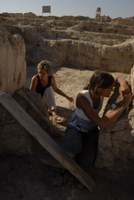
[24,27,134,74]
[0,27,26,94]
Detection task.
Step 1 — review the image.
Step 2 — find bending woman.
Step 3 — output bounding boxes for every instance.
[30,60,73,115]
[63,70,133,170]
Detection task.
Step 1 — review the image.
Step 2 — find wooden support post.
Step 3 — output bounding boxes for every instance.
[0,93,96,191]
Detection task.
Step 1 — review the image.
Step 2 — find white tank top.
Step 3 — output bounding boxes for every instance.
[75,90,103,121]
[68,90,104,132]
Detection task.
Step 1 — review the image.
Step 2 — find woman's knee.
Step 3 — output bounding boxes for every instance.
[44,87,56,110]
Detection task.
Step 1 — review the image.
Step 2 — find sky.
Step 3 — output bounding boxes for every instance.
[0,0,133,19]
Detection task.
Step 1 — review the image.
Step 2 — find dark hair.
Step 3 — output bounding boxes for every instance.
[89,70,114,91]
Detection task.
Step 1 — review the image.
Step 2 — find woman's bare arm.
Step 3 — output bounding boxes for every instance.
[76,93,133,129]
[29,75,37,91]
[116,76,131,96]
[51,76,73,101]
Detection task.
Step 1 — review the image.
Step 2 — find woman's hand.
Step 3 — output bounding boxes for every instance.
[121,93,133,108]
[67,96,74,102]
[117,76,131,96]
[119,82,131,96]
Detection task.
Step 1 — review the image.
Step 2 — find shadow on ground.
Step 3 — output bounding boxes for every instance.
[0,154,134,200]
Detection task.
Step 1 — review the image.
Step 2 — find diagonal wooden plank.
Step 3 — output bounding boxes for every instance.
[18,90,54,132]
[0,92,96,191]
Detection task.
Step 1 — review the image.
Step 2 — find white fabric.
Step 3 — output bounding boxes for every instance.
[43,86,56,110]
[75,90,103,122]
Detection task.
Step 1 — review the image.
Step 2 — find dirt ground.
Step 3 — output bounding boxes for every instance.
[0,66,134,200]
[0,154,134,200]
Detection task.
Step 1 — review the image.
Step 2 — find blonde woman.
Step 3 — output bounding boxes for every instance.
[30,60,73,117]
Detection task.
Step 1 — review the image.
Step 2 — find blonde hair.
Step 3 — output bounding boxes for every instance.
[37,60,52,74]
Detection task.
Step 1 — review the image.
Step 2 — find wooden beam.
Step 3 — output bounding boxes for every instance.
[17,90,54,132]
[0,93,95,191]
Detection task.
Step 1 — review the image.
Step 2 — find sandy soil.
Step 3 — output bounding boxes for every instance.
[0,66,134,200]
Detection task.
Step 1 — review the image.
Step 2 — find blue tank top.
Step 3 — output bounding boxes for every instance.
[36,75,52,96]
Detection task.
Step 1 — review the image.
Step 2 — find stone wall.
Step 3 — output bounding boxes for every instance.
[23,26,134,73]
[96,111,134,170]
[1,15,133,74]
[0,28,26,94]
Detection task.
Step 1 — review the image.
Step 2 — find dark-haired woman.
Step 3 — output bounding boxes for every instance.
[63,70,133,170]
